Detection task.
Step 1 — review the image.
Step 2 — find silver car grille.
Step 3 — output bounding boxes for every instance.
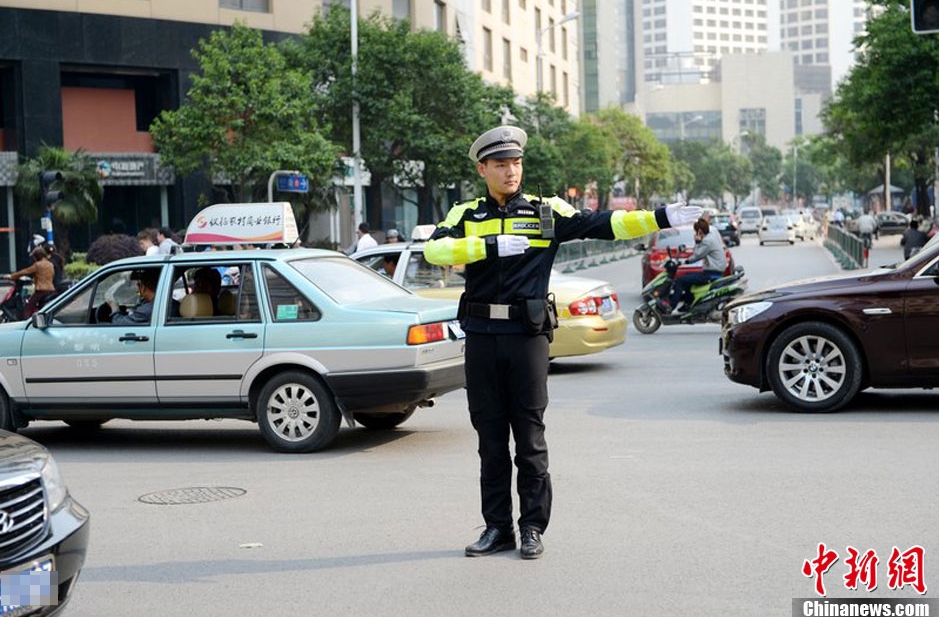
[0,478,47,556]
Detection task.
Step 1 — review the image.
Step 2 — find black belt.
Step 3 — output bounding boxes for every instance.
[466,302,521,320]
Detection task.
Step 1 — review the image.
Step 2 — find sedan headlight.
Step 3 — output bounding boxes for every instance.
[727,301,773,325]
[41,457,68,512]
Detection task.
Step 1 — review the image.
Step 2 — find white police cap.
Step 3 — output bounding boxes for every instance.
[469,125,528,162]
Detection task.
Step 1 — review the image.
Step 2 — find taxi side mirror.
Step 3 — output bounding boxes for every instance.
[32,313,48,330]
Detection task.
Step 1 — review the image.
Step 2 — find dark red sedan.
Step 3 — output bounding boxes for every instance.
[638,227,736,287]
[720,241,939,412]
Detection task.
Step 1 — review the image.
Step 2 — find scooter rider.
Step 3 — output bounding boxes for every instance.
[425,124,701,560]
[669,218,726,313]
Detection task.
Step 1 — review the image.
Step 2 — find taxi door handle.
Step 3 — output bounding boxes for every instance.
[226,331,258,339]
[119,334,150,342]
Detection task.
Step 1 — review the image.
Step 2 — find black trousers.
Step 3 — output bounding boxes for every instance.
[464,332,552,533]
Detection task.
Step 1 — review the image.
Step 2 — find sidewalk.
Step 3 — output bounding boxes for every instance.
[863,234,906,270]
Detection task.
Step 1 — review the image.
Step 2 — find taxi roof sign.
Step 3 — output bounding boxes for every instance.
[184,202,299,246]
[410,224,437,242]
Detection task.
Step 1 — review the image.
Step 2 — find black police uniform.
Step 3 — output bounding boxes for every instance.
[425,190,670,535]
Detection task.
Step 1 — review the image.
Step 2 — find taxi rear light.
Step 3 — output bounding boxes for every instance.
[407,323,446,345]
[569,294,617,316]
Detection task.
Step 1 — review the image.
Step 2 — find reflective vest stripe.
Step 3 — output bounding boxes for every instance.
[465,219,502,237]
[424,236,487,265]
[611,210,659,239]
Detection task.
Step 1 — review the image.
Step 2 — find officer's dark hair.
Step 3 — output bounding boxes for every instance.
[358,222,370,233]
[693,219,710,235]
[910,219,919,230]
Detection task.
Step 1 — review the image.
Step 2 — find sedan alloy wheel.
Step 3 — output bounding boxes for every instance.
[766,322,863,412]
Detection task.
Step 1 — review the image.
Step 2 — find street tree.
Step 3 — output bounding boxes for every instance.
[150,24,339,211]
[822,0,939,216]
[15,146,102,255]
[558,116,618,209]
[594,108,673,207]
[740,132,783,202]
[288,7,499,224]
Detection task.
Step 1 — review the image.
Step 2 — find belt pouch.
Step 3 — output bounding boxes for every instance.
[523,299,547,335]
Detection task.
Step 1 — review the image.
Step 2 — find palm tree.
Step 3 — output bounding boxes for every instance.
[15,146,103,255]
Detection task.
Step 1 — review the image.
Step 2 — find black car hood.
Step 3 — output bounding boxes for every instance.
[0,431,48,479]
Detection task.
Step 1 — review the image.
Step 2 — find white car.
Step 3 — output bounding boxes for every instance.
[759,215,796,245]
[737,207,764,235]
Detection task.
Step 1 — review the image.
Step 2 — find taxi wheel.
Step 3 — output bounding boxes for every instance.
[355,406,416,430]
[257,371,340,453]
[766,321,863,413]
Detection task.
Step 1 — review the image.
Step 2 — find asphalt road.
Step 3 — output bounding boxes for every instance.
[34,231,937,617]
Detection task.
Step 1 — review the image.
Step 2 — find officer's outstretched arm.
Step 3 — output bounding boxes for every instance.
[425,233,488,266]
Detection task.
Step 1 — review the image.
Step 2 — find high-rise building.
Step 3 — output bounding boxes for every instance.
[580,0,642,113]
[778,0,869,89]
[641,0,770,85]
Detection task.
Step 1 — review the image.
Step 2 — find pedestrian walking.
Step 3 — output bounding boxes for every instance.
[901,219,928,259]
[424,125,701,560]
[354,223,378,251]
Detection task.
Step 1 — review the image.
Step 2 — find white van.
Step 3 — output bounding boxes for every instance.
[737,206,763,235]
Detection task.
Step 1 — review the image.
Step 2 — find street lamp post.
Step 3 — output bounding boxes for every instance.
[350,0,364,231]
[792,144,799,209]
[536,11,579,94]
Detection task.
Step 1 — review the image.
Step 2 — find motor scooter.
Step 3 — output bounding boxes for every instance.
[632,253,747,334]
[0,276,33,323]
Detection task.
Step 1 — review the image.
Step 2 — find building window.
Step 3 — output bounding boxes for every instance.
[550,65,557,95]
[563,71,569,107]
[483,27,493,72]
[503,38,512,80]
[519,0,526,8]
[520,47,528,62]
[561,28,567,60]
[549,18,556,52]
[392,0,410,20]
[503,0,510,23]
[482,0,491,12]
[535,8,542,36]
[435,0,446,32]
[220,0,270,11]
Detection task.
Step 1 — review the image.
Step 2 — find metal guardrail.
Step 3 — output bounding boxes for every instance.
[824,224,866,269]
[554,237,645,272]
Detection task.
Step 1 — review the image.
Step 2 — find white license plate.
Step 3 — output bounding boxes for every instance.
[0,557,55,616]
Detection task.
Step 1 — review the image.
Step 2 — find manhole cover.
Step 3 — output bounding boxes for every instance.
[138,487,246,505]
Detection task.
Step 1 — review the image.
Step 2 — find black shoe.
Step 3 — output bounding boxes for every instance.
[465,526,516,557]
[519,527,544,560]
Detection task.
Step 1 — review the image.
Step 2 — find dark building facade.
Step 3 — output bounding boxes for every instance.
[0,7,289,269]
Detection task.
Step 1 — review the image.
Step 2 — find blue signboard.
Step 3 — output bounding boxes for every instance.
[276,174,309,193]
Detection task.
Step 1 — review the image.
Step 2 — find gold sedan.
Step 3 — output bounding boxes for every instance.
[352,242,626,359]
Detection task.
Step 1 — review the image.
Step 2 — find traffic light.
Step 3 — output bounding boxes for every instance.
[912,0,939,34]
[39,171,63,208]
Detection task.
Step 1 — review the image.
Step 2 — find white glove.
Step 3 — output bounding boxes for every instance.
[665,202,703,227]
[496,234,530,257]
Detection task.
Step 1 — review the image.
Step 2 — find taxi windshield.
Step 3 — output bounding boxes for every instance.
[289,256,411,304]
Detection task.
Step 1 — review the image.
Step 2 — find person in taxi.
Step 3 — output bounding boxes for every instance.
[109,269,159,325]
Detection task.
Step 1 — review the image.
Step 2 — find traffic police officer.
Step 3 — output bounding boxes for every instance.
[425,125,701,559]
